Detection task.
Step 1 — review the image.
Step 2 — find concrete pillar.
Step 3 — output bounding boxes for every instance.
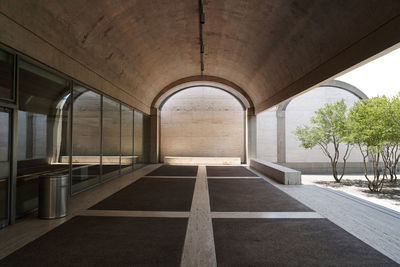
[276,109,286,163]
[247,108,257,163]
[149,107,159,163]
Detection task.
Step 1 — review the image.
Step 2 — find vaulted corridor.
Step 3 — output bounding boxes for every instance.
[1,1,400,265]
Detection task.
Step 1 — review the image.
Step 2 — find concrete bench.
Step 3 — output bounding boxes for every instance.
[164,156,241,165]
[250,158,301,185]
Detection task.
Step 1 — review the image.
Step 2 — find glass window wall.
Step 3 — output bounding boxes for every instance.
[121,105,134,173]
[0,49,14,101]
[143,115,151,164]
[0,109,10,226]
[102,97,121,180]
[71,86,101,194]
[0,47,151,226]
[134,111,144,169]
[16,60,70,217]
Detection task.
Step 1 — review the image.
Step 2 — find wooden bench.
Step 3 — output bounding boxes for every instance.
[250,158,301,185]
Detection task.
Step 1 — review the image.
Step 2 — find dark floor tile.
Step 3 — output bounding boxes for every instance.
[146,165,198,176]
[208,178,312,212]
[0,216,188,267]
[90,178,196,211]
[212,218,397,266]
[206,166,258,177]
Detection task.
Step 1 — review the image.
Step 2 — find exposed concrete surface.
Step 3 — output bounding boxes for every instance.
[1,1,400,113]
[164,156,241,165]
[257,86,364,167]
[250,158,301,185]
[160,87,245,161]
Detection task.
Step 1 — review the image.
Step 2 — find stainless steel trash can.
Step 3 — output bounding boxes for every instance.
[39,174,68,219]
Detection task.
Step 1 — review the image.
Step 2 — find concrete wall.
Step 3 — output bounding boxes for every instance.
[256,86,364,169]
[285,86,363,163]
[160,87,245,161]
[256,107,277,162]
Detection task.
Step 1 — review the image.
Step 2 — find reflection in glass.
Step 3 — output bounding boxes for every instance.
[17,60,70,217]
[102,97,120,180]
[0,111,9,162]
[71,87,101,193]
[143,115,151,164]
[134,111,144,169]
[121,105,134,173]
[0,49,14,101]
[0,110,10,224]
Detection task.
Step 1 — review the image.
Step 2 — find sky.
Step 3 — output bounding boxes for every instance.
[336,47,400,98]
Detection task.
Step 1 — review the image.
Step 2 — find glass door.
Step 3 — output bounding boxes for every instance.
[0,107,10,228]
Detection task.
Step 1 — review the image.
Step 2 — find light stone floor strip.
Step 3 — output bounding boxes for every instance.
[181,165,217,267]
[211,212,324,219]
[78,210,190,218]
[143,176,196,178]
[249,168,400,264]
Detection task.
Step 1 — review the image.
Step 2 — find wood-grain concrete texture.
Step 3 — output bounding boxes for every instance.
[1,1,400,114]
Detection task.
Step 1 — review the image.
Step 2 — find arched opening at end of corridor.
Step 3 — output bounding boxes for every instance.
[159,86,247,163]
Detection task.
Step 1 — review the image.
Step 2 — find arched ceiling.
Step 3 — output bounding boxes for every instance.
[1,0,400,114]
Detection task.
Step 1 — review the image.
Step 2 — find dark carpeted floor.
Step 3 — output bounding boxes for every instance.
[212,218,398,266]
[90,178,196,211]
[208,178,312,212]
[146,165,198,176]
[0,216,188,267]
[206,166,258,177]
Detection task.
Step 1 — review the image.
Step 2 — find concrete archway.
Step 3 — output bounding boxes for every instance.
[275,80,368,163]
[152,75,255,113]
[149,76,256,163]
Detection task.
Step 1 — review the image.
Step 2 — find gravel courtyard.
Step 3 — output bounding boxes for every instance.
[302,175,400,213]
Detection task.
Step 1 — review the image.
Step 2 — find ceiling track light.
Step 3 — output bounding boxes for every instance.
[200,12,205,24]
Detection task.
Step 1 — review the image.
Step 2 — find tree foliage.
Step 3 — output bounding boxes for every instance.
[345,95,400,191]
[294,94,400,192]
[345,97,389,191]
[384,93,400,182]
[294,100,351,182]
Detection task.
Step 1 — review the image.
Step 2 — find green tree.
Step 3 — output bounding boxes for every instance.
[383,93,400,182]
[293,100,351,182]
[346,97,389,192]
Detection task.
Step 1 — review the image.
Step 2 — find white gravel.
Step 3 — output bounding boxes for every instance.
[302,174,400,213]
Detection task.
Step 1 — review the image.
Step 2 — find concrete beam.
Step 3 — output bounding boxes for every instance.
[247,114,257,161]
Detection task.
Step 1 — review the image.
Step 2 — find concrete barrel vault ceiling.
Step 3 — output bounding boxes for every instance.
[1,0,400,114]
